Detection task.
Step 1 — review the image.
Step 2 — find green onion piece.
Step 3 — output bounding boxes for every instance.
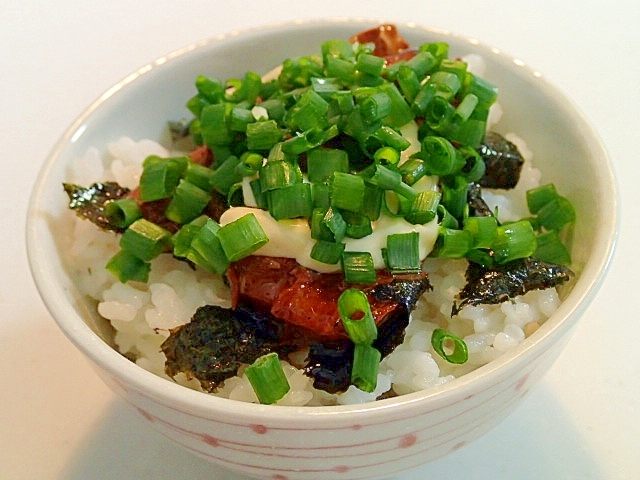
[165,179,212,224]
[359,92,392,125]
[429,71,461,100]
[188,218,229,274]
[405,190,441,224]
[437,205,459,229]
[322,39,355,62]
[431,328,468,364]
[209,155,243,196]
[537,196,576,231]
[441,175,469,220]
[342,106,380,143]
[310,240,345,264]
[186,95,209,118]
[200,103,232,146]
[337,288,378,344]
[533,230,572,265]
[104,198,142,230]
[229,106,254,132]
[185,162,215,190]
[398,157,427,186]
[343,212,373,239]
[361,183,383,221]
[342,251,376,284]
[384,232,421,274]
[311,76,342,98]
[289,90,330,131]
[371,125,412,152]
[351,343,381,393]
[356,53,385,77]
[373,146,400,165]
[281,126,336,155]
[439,59,467,86]
[217,213,268,262]
[267,183,313,220]
[412,83,437,115]
[119,218,172,262]
[311,208,334,241]
[453,94,479,123]
[226,71,262,104]
[424,95,455,132]
[227,182,244,207]
[378,82,414,127]
[260,160,302,192]
[311,182,331,209]
[464,73,498,108]
[171,215,209,258]
[235,151,264,177]
[396,65,421,102]
[422,136,464,176]
[465,248,495,268]
[322,206,347,242]
[244,353,290,405]
[325,56,356,85]
[260,98,286,122]
[526,183,559,214]
[331,172,365,213]
[457,146,486,183]
[493,220,538,264]
[447,119,487,148]
[246,120,283,151]
[419,42,449,63]
[249,178,268,209]
[105,250,151,283]
[435,228,472,258]
[365,164,417,200]
[139,157,187,202]
[194,75,224,103]
[406,51,438,78]
[463,215,498,249]
[307,148,349,183]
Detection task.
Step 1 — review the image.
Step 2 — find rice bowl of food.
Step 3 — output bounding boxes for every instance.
[26,19,617,480]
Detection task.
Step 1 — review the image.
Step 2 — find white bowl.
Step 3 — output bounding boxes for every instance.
[26,19,617,480]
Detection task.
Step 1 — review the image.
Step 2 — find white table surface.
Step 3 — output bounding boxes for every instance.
[2,2,638,479]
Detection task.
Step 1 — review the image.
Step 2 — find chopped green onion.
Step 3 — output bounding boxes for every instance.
[343,212,373,239]
[384,232,421,274]
[463,215,498,249]
[311,182,331,209]
[244,353,290,405]
[435,228,472,258]
[260,160,302,192]
[139,157,187,202]
[358,92,392,124]
[184,162,215,190]
[361,183,383,221]
[437,204,459,229]
[105,250,151,283]
[419,42,449,63]
[337,289,378,344]
[396,65,421,102]
[288,90,330,131]
[200,103,232,146]
[493,220,538,264]
[195,75,224,103]
[217,213,269,262]
[226,182,244,207]
[447,118,487,148]
[405,190,441,224]
[342,251,376,284]
[526,183,558,214]
[229,106,254,132]
[365,164,417,200]
[533,230,572,265]
[249,178,268,209]
[188,218,229,274]
[431,328,468,364]
[464,73,498,109]
[322,206,347,242]
[356,53,385,77]
[453,94,479,123]
[405,51,438,79]
[424,95,455,132]
[310,240,345,264]
[371,125,411,152]
[429,71,461,100]
[422,136,464,176]
[457,146,486,183]
[104,198,141,230]
[398,157,427,186]
[165,179,212,224]
[351,343,381,393]
[119,219,172,262]
[307,148,349,183]
[267,183,313,220]
[209,155,243,196]
[441,175,469,221]
[537,196,576,231]
[378,82,414,127]
[246,120,283,151]
[330,172,365,213]
[171,215,209,258]
[373,146,400,165]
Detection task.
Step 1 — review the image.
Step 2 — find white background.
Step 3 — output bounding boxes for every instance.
[2,2,638,479]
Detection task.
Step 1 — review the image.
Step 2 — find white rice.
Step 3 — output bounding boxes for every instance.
[63,132,561,406]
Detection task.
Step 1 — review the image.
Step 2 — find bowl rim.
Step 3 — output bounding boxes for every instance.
[26,17,619,422]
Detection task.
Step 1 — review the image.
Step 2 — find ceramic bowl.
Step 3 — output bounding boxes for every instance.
[26,19,617,480]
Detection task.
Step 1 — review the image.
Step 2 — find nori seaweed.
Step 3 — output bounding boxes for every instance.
[477,132,524,189]
[63,182,130,232]
[452,257,573,315]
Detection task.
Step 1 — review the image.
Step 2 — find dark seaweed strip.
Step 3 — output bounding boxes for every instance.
[63,182,130,232]
[452,257,573,316]
[467,182,494,217]
[477,132,524,190]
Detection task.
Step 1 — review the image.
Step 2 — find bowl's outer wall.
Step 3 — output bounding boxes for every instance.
[27,19,617,480]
